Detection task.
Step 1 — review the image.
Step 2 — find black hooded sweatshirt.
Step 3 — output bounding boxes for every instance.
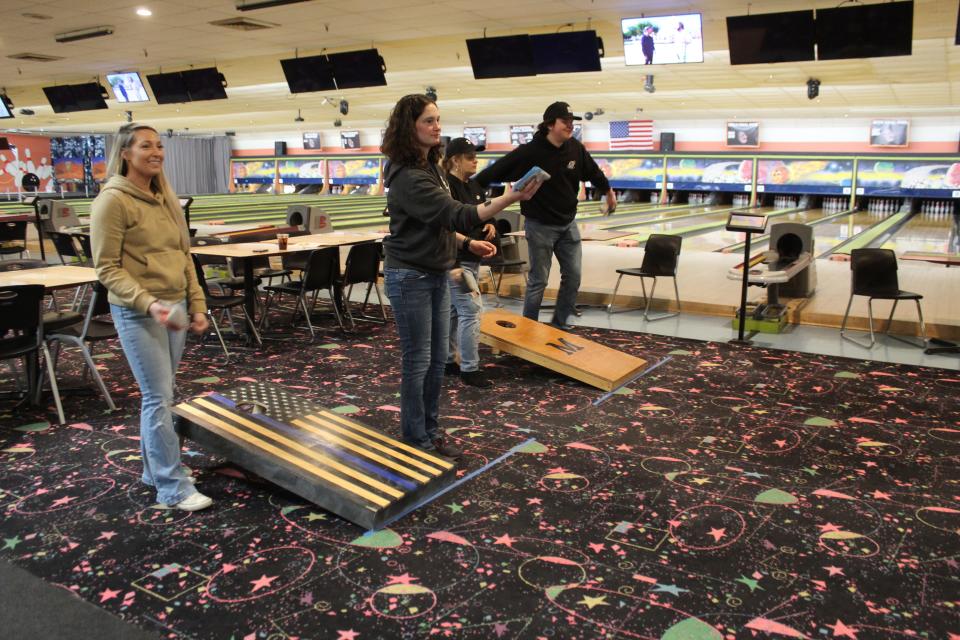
[472,131,610,226]
[382,161,481,274]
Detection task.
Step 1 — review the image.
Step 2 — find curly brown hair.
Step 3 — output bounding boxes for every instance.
[381,94,440,168]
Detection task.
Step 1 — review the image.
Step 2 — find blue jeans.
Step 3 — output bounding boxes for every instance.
[447,262,483,373]
[384,268,450,449]
[523,218,582,325]
[111,302,193,506]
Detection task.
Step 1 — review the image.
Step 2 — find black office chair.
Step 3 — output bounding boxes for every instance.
[607,233,682,321]
[840,248,926,349]
[480,231,526,306]
[339,241,386,326]
[191,236,262,296]
[0,284,64,424]
[192,255,262,362]
[0,220,29,260]
[261,247,345,340]
[47,282,117,412]
[47,231,88,266]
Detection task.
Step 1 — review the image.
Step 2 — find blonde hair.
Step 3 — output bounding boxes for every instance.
[106,123,182,215]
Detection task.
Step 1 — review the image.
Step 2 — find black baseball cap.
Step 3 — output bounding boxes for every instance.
[444,137,478,158]
[543,101,582,122]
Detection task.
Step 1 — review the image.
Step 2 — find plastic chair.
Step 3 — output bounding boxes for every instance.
[261,247,345,340]
[840,248,926,348]
[480,232,526,306]
[0,220,29,260]
[192,255,262,362]
[0,284,64,424]
[607,233,682,321]
[47,282,117,411]
[339,241,386,326]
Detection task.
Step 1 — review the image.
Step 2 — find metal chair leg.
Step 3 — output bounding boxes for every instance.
[41,342,65,425]
[208,313,232,362]
[643,275,680,321]
[606,273,625,313]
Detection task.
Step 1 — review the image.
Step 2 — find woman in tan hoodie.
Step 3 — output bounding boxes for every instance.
[91,123,212,511]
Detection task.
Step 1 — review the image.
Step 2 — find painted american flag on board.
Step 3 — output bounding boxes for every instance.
[608,120,654,150]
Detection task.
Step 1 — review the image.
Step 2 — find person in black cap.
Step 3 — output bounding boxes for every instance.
[473,101,616,330]
[442,137,496,388]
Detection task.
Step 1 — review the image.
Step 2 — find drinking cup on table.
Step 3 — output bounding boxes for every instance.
[277,233,289,250]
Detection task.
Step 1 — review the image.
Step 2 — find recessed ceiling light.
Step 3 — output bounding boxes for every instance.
[136,7,152,16]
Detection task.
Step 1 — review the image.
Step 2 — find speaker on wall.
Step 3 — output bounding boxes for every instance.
[274,141,287,156]
[660,132,675,152]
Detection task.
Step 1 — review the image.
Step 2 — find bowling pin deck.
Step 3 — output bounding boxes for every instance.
[479,310,648,391]
[172,383,458,529]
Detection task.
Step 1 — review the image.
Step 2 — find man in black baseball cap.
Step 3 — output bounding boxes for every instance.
[473,101,616,330]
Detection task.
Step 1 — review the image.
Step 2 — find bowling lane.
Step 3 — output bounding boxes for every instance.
[877,211,960,255]
[601,204,736,231]
[682,207,849,252]
[813,209,886,256]
[580,202,698,227]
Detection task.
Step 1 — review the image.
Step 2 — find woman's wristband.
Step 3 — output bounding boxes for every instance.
[462,237,472,252]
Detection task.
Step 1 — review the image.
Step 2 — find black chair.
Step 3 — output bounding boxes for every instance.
[0,220,29,260]
[0,259,85,329]
[339,241,386,326]
[840,248,926,348]
[47,282,117,411]
[47,231,88,266]
[191,236,262,296]
[0,284,64,424]
[261,247,345,340]
[192,255,262,362]
[607,233,682,321]
[480,232,526,306]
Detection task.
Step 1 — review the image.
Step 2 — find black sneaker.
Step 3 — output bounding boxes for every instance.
[548,320,574,332]
[460,370,493,388]
[444,362,460,376]
[431,437,463,461]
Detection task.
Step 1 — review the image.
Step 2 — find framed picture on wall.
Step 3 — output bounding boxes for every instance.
[726,121,759,148]
[302,132,321,150]
[341,130,360,149]
[869,119,909,147]
[463,126,487,150]
[510,125,535,146]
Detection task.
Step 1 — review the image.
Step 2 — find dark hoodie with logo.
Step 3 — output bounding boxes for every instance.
[382,161,481,274]
[472,131,610,226]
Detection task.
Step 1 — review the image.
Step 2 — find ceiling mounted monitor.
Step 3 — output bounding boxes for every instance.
[42,82,109,113]
[466,35,535,79]
[280,54,336,93]
[622,13,704,65]
[106,72,149,103]
[530,30,603,74]
[147,72,190,104]
[0,94,13,119]
[328,49,386,89]
[726,10,816,65]
[816,1,913,60]
[181,67,228,101]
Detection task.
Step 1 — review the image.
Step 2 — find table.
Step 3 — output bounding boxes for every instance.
[192,233,386,332]
[0,265,97,290]
[900,251,960,267]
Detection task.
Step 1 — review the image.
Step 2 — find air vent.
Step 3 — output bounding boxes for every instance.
[7,52,65,62]
[209,17,277,30]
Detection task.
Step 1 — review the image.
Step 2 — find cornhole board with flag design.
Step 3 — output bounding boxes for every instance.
[479,310,647,391]
[172,383,457,530]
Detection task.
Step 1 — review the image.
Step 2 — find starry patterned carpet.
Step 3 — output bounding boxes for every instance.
[1,316,959,639]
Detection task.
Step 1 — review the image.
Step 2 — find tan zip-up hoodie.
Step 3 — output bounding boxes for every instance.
[91,175,206,316]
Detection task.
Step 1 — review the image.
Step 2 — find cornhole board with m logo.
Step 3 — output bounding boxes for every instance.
[172,383,457,530]
[479,310,647,391]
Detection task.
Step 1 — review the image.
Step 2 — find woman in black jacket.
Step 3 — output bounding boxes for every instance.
[380,94,539,460]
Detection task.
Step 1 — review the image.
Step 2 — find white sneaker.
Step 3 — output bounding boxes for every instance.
[173,492,213,511]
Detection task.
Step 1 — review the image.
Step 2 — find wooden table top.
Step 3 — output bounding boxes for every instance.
[270,230,387,247]
[0,265,97,290]
[901,251,960,266]
[0,213,34,223]
[191,232,386,259]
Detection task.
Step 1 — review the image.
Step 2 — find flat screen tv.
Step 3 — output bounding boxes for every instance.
[106,72,149,103]
[816,1,913,60]
[146,72,190,104]
[531,30,602,73]
[328,49,386,89]
[42,83,108,113]
[0,95,12,119]
[726,10,816,65]
[181,67,227,101]
[622,13,704,65]
[466,35,535,79]
[280,54,336,93]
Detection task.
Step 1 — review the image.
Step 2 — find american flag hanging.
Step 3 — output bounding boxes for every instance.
[608,120,654,150]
